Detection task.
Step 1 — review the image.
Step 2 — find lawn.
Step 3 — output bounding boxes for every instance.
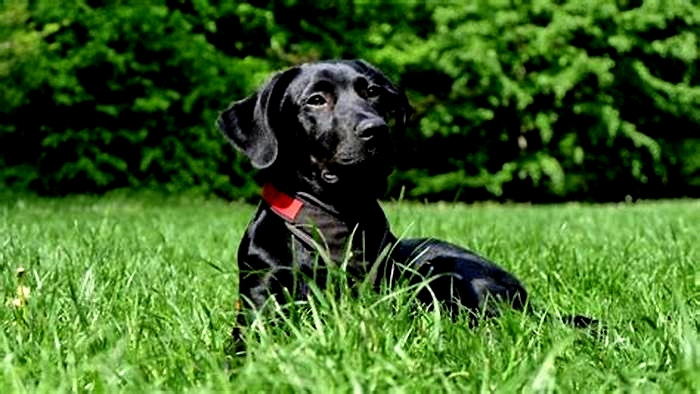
[1,193,698,393]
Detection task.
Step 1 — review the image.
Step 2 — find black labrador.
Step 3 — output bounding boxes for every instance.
[217,59,595,349]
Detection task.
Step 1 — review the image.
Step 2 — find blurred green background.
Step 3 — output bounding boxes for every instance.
[1,0,698,203]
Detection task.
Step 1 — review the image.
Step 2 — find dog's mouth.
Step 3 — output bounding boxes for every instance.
[334,140,392,166]
[321,169,339,184]
[322,153,394,187]
[311,134,395,189]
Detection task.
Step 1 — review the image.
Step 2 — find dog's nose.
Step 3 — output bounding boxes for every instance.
[356,120,388,140]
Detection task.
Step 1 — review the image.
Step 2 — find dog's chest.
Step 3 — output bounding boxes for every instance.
[283,200,394,272]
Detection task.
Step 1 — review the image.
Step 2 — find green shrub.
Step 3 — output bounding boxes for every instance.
[0,1,274,200]
[1,0,698,202]
[369,0,699,202]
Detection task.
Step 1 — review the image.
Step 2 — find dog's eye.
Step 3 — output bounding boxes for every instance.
[306,94,327,107]
[366,86,382,98]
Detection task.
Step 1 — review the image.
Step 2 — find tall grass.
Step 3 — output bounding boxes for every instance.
[1,194,698,392]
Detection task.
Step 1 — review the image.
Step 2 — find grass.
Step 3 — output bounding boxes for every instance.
[1,193,698,393]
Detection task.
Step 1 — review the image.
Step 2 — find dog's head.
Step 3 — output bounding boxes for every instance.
[217,59,413,199]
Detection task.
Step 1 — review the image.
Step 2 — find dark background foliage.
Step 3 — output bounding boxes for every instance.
[1,0,698,202]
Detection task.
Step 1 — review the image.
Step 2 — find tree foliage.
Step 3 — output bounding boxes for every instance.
[1,0,698,202]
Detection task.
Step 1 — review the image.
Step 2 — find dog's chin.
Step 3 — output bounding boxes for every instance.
[324,157,393,197]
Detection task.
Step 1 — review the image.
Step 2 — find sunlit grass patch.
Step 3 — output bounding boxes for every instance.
[1,195,698,392]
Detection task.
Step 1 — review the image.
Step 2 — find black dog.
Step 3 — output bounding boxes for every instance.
[217,59,592,348]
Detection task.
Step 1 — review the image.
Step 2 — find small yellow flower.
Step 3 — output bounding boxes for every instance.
[7,267,31,308]
[10,298,24,308]
[16,285,30,300]
[9,286,31,308]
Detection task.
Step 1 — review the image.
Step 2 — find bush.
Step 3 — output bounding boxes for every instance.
[1,0,698,202]
[1,1,274,199]
[369,0,700,202]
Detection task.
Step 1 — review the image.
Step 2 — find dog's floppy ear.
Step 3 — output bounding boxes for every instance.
[346,59,414,130]
[217,67,301,169]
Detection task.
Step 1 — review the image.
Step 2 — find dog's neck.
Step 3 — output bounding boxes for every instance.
[265,169,382,214]
[261,182,395,267]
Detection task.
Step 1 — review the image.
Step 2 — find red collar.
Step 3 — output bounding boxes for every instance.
[261,183,304,221]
